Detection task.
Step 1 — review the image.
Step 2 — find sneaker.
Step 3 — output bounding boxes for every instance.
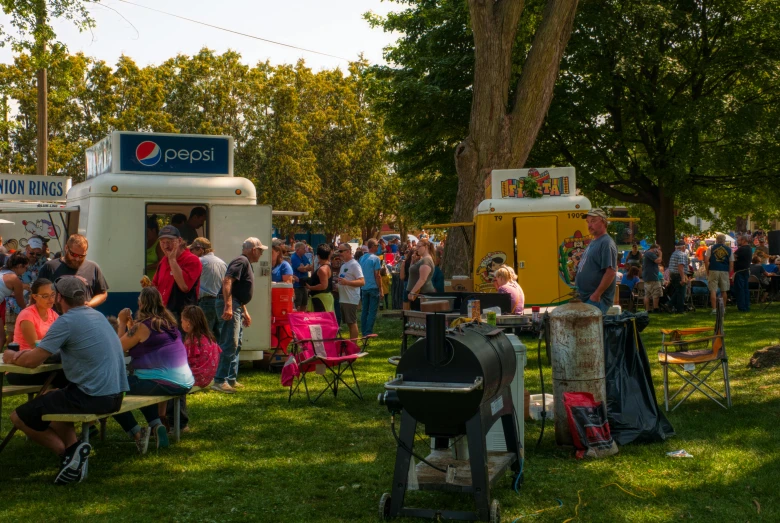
[210,382,236,394]
[711,309,717,315]
[230,381,245,389]
[135,427,151,455]
[54,442,91,485]
[154,424,169,449]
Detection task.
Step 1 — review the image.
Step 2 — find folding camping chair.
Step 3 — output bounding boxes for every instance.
[748,275,761,304]
[282,312,374,404]
[657,300,731,411]
[690,280,709,309]
[633,281,645,311]
[617,284,634,312]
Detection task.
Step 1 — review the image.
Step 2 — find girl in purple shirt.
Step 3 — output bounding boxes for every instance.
[114,287,194,454]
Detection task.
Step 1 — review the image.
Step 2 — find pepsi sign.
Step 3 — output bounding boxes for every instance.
[86,132,233,177]
[136,141,162,166]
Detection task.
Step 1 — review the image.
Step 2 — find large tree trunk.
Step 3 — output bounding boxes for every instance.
[443,0,580,277]
[655,191,676,265]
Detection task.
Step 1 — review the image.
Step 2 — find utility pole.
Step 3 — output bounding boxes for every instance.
[35,0,48,176]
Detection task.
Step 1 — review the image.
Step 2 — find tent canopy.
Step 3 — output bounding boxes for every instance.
[704,232,736,246]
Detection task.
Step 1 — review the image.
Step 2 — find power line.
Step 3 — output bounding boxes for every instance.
[115,0,351,62]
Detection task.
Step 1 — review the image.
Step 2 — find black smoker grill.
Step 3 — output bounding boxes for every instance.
[378,313,522,522]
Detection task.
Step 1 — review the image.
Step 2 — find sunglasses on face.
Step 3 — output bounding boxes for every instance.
[66,247,87,259]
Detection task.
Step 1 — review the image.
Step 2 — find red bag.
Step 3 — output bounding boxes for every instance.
[186,335,222,388]
[563,392,619,459]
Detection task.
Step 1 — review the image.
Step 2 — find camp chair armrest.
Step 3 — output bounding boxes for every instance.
[660,327,712,335]
[290,336,348,353]
[662,334,724,348]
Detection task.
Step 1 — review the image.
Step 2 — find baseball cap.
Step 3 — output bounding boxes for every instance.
[583,208,608,220]
[243,237,268,251]
[699,241,705,246]
[54,276,88,299]
[190,237,212,251]
[675,240,686,247]
[28,237,44,250]
[159,225,181,239]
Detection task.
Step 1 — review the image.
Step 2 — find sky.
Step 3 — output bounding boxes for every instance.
[0,0,400,71]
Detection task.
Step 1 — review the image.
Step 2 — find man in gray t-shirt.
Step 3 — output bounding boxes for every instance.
[3,277,128,484]
[575,209,618,314]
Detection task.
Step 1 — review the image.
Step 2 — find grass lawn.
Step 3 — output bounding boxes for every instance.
[1,306,779,522]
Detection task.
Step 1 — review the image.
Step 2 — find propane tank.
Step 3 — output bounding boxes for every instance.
[549,302,606,446]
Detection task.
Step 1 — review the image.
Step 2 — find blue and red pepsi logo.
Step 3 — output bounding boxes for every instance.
[135,141,162,167]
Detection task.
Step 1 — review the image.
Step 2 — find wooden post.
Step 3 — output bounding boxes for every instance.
[35,0,48,176]
[36,67,48,176]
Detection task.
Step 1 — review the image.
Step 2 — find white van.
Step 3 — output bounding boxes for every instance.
[0,132,291,361]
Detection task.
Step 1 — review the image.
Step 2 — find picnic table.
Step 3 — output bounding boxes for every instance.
[0,362,63,454]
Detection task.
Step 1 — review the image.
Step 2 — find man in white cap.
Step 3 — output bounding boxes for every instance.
[212,237,267,393]
[23,235,47,285]
[575,208,618,314]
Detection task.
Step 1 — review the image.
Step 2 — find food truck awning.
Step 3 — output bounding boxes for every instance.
[0,202,78,213]
[272,211,308,216]
[422,222,475,228]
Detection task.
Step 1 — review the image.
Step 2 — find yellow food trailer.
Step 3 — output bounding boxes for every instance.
[433,167,600,306]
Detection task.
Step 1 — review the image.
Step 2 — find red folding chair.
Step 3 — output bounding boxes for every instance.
[281,312,374,403]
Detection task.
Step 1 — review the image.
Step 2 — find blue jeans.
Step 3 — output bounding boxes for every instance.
[733,270,750,311]
[199,296,221,339]
[585,297,610,315]
[361,288,380,335]
[113,375,190,436]
[669,273,686,313]
[214,297,243,384]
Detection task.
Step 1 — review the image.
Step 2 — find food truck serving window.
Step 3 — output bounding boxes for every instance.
[144,203,209,278]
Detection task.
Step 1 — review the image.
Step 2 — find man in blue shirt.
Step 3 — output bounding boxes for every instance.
[575,209,617,315]
[290,242,313,311]
[3,277,128,484]
[359,239,383,335]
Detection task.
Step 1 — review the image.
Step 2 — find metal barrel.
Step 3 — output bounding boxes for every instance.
[549,302,606,446]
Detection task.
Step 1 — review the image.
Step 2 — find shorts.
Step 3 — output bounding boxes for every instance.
[15,383,124,432]
[708,270,730,292]
[644,280,663,299]
[340,303,358,325]
[294,287,309,309]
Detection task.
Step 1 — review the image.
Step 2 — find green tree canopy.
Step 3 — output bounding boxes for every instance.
[531,0,780,257]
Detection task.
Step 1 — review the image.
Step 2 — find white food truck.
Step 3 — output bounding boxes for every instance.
[0,131,291,362]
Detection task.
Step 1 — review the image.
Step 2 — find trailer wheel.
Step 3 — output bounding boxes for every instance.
[379,493,392,519]
[489,499,500,523]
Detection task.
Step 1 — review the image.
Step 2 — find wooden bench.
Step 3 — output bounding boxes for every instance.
[43,386,202,446]
[0,385,43,433]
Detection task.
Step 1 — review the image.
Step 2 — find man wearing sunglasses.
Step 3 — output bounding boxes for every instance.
[38,234,109,309]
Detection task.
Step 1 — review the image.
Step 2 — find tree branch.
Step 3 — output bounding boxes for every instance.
[507,0,579,167]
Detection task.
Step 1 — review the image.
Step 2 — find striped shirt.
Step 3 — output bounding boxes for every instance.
[668,250,689,274]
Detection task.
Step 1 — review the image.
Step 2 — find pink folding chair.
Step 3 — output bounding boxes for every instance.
[281,312,374,403]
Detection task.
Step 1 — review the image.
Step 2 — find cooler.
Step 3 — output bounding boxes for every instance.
[271,283,295,362]
[486,333,526,451]
[272,283,295,320]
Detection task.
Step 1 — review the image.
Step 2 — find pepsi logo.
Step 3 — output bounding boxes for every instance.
[136,141,162,167]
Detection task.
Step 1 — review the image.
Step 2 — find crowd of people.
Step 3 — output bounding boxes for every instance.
[573,213,777,315]
[1,211,267,484]
[269,232,532,324]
